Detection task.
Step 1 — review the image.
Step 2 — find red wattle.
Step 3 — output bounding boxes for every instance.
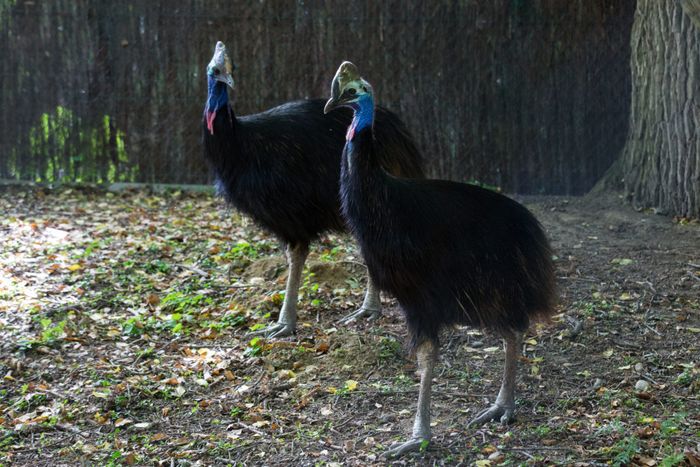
[346,124,355,141]
[206,110,217,135]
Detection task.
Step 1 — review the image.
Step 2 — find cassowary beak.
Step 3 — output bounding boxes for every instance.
[323,72,343,114]
[220,73,234,89]
[323,95,339,114]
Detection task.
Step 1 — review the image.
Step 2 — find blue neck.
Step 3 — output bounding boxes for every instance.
[347,94,374,140]
[206,75,229,113]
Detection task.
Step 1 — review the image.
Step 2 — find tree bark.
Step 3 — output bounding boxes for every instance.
[604,0,700,217]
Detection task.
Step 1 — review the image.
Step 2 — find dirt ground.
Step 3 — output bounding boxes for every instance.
[0,187,698,466]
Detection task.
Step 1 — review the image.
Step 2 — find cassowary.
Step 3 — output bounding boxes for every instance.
[202,42,424,337]
[324,61,557,456]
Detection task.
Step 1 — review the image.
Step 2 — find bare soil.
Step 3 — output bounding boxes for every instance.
[0,188,698,466]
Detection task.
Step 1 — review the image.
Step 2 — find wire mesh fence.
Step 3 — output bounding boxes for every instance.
[0,0,634,194]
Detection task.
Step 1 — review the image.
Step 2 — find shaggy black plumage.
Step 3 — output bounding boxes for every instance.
[203,99,423,245]
[202,43,423,337]
[324,61,556,456]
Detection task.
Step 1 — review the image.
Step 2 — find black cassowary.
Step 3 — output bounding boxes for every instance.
[324,62,557,456]
[202,42,424,337]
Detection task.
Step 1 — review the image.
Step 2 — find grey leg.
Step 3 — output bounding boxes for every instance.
[249,243,308,338]
[384,339,437,457]
[338,275,382,324]
[469,331,523,426]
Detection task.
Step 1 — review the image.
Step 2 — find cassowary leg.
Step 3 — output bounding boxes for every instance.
[469,330,523,426]
[384,339,437,457]
[338,276,381,324]
[250,242,309,338]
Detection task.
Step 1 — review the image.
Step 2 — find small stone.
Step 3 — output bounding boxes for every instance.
[635,379,650,392]
[634,363,644,373]
[592,378,603,390]
[471,340,484,348]
[488,450,505,462]
[363,436,375,447]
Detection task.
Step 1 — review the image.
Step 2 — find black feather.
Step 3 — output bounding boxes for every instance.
[340,127,557,349]
[202,98,424,247]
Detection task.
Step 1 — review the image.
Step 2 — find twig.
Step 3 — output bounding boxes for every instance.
[238,421,266,437]
[510,446,573,452]
[54,423,89,438]
[37,388,78,403]
[336,260,368,269]
[176,264,209,277]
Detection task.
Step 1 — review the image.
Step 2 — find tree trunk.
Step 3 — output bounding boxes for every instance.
[607,0,700,217]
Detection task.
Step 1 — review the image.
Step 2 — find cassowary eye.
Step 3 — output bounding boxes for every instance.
[213,67,220,75]
[348,88,357,95]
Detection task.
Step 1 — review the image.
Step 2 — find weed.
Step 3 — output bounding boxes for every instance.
[609,436,639,466]
[300,271,321,307]
[207,312,247,331]
[595,419,625,437]
[18,318,67,350]
[378,336,401,361]
[144,259,171,274]
[161,291,210,313]
[319,246,341,262]
[660,453,685,467]
[244,337,264,357]
[674,363,696,387]
[660,413,686,438]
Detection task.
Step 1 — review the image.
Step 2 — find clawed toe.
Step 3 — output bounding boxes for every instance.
[468,404,515,427]
[338,306,381,325]
[248,322,295,338]
[383,437,428,457]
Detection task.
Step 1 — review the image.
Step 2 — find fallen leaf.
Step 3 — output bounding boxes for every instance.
[130,422,152,431]
[150,432,168,442]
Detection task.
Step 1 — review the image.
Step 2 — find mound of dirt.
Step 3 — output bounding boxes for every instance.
[306,261,355,290]
[243,256,286,281]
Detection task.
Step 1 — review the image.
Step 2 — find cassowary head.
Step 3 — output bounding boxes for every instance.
[323,61,373,114]
[207,41,235,89]
[205,41,235,135]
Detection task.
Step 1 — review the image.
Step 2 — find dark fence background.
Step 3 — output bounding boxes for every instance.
[0,0,635,194]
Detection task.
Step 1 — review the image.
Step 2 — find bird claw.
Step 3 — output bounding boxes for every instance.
[468,404,515,427]
[382,437,428,458]
[248,322,296,338]
[338,305,381,325]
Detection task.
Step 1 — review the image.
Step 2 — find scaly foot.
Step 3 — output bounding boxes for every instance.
[338,305,381,325]
[383,437,428,457]
[468,404,515,427]
[248,322,295,338]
